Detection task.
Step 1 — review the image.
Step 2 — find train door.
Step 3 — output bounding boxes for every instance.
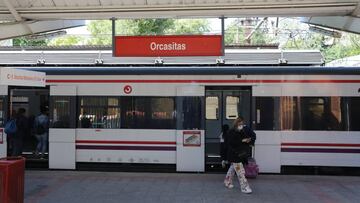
[205,87,251,165]
[8,87,49,160]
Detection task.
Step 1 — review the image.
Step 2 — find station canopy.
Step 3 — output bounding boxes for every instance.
[0,0,359,39]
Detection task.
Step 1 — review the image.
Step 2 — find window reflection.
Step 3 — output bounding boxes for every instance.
[206,96,218,120]
[349,97,360,131]
[280,97,344,131]
[183,97,202,129]
[52,96,71,128]
[0,98,4,127]
[122,97,175,129]
[79,97,121,129]
[226,96,239,119]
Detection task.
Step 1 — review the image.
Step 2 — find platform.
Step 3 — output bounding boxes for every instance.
[24,171,360,203]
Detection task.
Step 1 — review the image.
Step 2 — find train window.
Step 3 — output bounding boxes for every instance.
[206,96,218,120]
[121,97,175,129]
[349,97,360,131]
[78,97,121,129]
[280,97,345,131]
[256,97,276,130]
[0,97,4,127]
[182,97,202,129]
[226,96,239,119]
[51,96,71,128]
[280,97,299,130]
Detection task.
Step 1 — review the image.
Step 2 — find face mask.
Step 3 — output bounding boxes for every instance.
[237,125,243,131]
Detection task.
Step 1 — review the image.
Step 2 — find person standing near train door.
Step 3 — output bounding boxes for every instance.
[223,116,255,194]
[12,108,28,156]
[34,107,49,159]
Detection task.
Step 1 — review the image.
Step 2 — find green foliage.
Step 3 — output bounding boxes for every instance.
[168,19,210,34]
[126,19,175,35]
[12,37,48,46]
[225,20,274,45]
[87,19,175,45]
[87,19,210,45]
[284,31,360,63]
[87,20,112,45]
[48,35,85,46]
[225,23,245,45]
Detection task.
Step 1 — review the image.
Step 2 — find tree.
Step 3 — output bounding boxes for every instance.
[87,19,210,45]
[48,35,85,46]
[168,19,210,34]
[225,23,245,45]
[224,18,274,45]
[283,29,360,63]
[278,18,360,63]
[87,19,175,45]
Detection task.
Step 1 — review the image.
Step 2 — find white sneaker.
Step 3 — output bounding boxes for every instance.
[241,186,252,194]
[224,181,234,189]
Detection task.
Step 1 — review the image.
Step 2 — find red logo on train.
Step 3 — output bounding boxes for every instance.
[123,85,132,94]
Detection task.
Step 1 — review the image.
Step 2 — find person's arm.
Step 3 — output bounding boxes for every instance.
[244,126,256,145]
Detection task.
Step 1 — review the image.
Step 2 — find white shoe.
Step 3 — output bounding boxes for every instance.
[241,186,252,194]
[224,181,234,189]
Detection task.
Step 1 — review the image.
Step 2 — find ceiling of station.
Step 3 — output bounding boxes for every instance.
[0,0,359,39]
[0,0,359,21]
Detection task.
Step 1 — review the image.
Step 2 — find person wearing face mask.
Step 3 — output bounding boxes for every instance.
[223,116,256,194]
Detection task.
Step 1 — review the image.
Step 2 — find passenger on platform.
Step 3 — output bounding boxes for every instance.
[219,124,230,168]
[12,108,28,156]
[224,116,255,194]
[6,110,17,156]
[34,107,49,158]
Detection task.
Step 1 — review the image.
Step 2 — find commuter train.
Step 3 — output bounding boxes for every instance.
[0,48,359,173]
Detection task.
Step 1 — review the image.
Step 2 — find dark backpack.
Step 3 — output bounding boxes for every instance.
[4,119,17,134]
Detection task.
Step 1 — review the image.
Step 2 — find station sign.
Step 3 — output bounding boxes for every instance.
[114,35,222,57]
[0,68,46,87]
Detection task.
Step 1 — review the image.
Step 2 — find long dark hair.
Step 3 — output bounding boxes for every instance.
[232,116,244,128]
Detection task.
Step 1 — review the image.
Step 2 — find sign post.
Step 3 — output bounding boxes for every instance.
[111,17,116,57]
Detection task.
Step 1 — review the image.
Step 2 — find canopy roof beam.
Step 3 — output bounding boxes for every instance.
[352,0,360,16]
[2,0,23,22]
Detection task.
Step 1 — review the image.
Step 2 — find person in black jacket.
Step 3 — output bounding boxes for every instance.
[223,116,255,194]
[12,108,28,156]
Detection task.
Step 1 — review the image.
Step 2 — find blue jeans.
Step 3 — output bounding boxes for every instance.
[35,133,48,154]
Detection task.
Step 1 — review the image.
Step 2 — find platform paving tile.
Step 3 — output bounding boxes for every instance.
[24,170,360,203]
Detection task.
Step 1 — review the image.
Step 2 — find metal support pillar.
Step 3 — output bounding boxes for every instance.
[220,16,225,56]
[111,17,116,57]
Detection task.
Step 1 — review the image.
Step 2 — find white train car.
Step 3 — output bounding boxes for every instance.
[0,49,359,173]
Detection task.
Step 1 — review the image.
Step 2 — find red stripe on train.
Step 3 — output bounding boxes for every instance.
[76,140,176,145]
[46,79,360,84]
[281,143,360,147]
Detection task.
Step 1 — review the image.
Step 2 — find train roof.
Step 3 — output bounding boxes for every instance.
[0,49,323,66]
[14,66,360,75]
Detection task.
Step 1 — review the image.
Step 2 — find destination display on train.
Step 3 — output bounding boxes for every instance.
[114,35,222,57]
